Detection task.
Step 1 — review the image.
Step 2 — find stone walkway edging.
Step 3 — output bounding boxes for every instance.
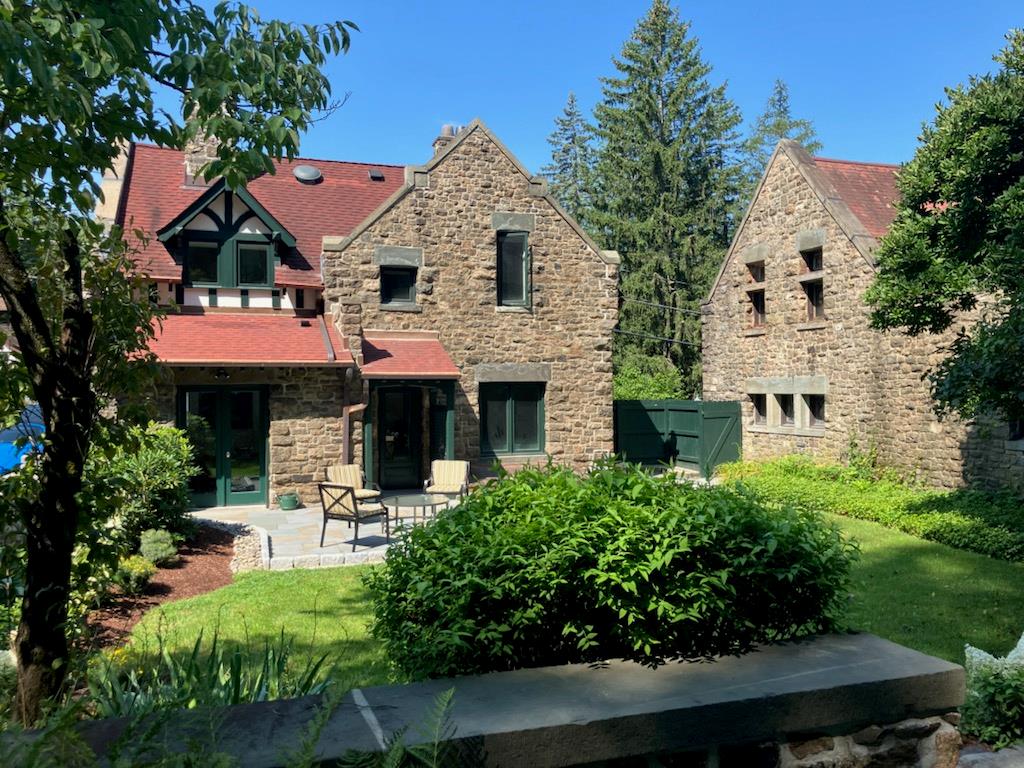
[268,549,388,570]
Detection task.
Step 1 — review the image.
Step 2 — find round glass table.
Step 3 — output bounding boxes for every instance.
[381,492,452,525]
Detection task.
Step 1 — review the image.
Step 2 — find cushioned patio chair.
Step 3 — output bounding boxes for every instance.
[318,482,389,551]
[423,460,470,500]
[326,464,381,501]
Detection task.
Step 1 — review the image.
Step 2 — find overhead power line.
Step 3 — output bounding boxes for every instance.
[618,295,702,316]
[613,328,699,347]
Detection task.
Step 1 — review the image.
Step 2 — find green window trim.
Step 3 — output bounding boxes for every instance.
[480,382,545,456]
[182,236,276,290]
[497,231,530,308]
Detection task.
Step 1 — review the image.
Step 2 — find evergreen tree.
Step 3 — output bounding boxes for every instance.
[738,79,822,209]
[541,92,595,224]
[591,0,742,396]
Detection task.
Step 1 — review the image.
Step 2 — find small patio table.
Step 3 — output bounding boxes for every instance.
[381,492,451,526]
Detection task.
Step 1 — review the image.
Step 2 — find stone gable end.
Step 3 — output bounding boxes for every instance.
[322,126,618,469]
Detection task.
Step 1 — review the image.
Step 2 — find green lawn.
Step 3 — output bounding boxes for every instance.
[127,565,393,689]
[125,514,1024,682]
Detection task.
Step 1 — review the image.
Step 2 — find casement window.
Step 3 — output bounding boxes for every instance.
[750,394,767,425]
[1010,420,1024,442]
[802,247,823,272]
[804,279,825,320]
[497,231,530,307]
[186,241,220,285]
[805,394,826,428]
[380,266,417,306]
[748,289,766,327]
[777,394,794,426]
[237,244,272,287]
[748,260,765,283]
[480,382,545,455]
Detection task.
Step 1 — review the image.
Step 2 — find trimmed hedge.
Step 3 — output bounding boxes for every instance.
[717,456,1024,561]
[366,461,856,679]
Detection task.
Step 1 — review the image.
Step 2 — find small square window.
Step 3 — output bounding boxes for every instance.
[187,242,219,285]
[777,394,794,426]
[749,289,766,327]
[802,248,823,272]
[750,394,767,425]
[805,279,824,320]
[748,260,765,283]
[806,394,826,427]
[238,245,270,286]
[381,266,417,305]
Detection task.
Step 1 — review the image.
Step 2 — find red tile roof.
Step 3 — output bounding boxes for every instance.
[812,157,901,239]
[149,312,352,366]
[119,144,404,286]
[360,332,460,379]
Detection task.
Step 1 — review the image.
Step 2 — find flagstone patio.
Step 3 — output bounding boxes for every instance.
[195,495,454,570]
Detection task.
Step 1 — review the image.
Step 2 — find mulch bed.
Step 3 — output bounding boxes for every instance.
[84,525,235,650]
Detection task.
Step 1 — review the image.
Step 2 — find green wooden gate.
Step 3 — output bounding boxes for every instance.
[613,399,741,476]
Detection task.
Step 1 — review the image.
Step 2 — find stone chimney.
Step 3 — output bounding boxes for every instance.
[432,124,457,156]
[183,128,220,186]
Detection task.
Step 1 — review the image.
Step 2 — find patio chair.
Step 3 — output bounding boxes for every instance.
[423,459,470,499]
[318,482,389,551]
[326,464,381,501]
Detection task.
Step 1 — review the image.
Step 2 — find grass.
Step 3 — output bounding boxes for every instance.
[126,565,393,689]
[123,515,1024,678]
[835,514,1024,662]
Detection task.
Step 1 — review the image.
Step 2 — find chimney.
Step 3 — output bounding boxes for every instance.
[183,128,220,186]
[432,124,456,156]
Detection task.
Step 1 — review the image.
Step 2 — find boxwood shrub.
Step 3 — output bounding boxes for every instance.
[718,456,1024,561]
[365,461,856,679]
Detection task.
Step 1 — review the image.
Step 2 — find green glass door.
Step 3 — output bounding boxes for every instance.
[378,388,422,489]
[180,387,267,507]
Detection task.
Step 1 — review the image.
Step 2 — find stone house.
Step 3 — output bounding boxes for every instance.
[99,121,619,508]
[701,140,1023,491]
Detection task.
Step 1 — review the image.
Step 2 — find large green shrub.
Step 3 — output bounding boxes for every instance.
[612,351,686,400]
[962,634,1024,748]
[718,456,1024,561]
[365,461,856,679]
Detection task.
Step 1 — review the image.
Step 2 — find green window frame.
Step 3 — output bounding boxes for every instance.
[380,266,417,305]
[185,240,220,286]
[236,242,273,288]
[497,231,530,307]
[182,238,274,289]
[480,382,545,455]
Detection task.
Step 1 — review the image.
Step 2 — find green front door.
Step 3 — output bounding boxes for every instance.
[180,387,268,507]
[378,387,422,489]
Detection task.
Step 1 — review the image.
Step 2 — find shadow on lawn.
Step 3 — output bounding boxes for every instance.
[841,521,1024,663]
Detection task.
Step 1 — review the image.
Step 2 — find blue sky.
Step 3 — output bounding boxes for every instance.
[210,1,1020,172]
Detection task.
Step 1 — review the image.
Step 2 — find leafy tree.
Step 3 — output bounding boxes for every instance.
[865,31,1024,428]
[541,91,595,224]
[612,351,684,400]
[0,0,355,722]
[590,0,743,396]
[738,79,822,211]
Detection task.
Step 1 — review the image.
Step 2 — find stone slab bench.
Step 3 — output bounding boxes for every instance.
[60,633,966,766]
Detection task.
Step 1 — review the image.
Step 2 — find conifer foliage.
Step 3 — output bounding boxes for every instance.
[589,0,742,395]
[541,92,595,225]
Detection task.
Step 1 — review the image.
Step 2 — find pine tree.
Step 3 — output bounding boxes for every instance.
[738,79,822,209]
[541,92,595,224]
[591,0,742,396]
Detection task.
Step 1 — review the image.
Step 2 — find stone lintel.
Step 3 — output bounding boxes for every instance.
[796,228,827,253]
[491,212,536,232]
[741,243,770,264]
[372,246,423,267]
[64,634,964,768]
[475,362,551,383]
[412,170,429,189]
[746,375,828,395]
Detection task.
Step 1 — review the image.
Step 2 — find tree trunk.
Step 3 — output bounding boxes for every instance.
[13,393,89,724]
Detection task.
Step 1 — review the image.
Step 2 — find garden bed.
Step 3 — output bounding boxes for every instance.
[85,524,234,648]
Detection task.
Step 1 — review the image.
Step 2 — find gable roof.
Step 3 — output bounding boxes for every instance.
[118,144,404,287]
[705,140,901,303]
[155,179,296,247]
[322,119,620,267]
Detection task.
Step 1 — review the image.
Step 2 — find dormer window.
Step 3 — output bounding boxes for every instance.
[237,244,271,287]
[187,241,219,285]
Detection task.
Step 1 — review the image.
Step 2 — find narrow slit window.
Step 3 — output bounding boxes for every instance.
[777,394,794,426]
[749,289,766,327]
[295,288,305,310]
[806,394,826,428]
[497,231,529,307]
[802,247,823,272]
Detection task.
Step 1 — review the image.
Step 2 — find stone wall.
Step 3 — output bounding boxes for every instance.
[322,125,618,473]
[702,149,1023,492]
[152,366,355,507]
